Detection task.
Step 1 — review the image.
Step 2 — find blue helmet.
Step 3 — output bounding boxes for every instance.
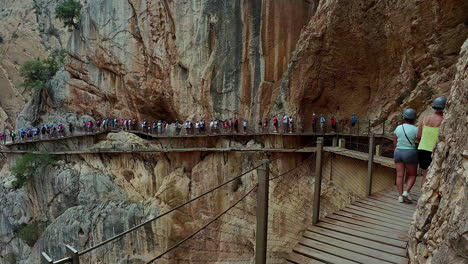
[402,108,417,120]
[432,96,447,111]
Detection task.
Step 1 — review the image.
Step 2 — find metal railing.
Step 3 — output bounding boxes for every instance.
[2,119,395,146]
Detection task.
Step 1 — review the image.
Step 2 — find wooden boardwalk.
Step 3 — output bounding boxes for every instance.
[288,187,421,264]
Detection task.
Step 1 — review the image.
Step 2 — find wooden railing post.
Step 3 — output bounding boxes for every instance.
[312,137,324,225]
[41,252,53,264]
[367,134,375,196]
[66,245,80,264]
[255,160,269,264]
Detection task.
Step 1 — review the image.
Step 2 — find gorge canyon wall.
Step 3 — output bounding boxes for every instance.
[0,0,467,263]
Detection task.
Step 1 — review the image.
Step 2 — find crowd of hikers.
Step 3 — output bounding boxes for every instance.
[393,97,446,203]
[1,96,446,205]
[0,113,360,144]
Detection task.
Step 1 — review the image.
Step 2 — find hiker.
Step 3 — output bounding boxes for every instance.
[393,108,418,203]
[58,124,65,137]
[41,125,47,138]
[331,115,337,132]
[242,119,248,134]
[289,116,294,133]
[214,120,219,134]
[68,123,74,136]
[351,113,358,133]
[311,113,317,133]
[20,129,25,141]
[200,120,205,134]
[282,114,289,133]
[10,131,16,143]
[416,97,446,185]
[319,114,326,133]
[264,118,269,133]
[233,118,239,133]
[257,119,262,133]
[0,133,4,144]
[273,116,278,133]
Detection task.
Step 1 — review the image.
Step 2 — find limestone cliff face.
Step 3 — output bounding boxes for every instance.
[0,0,69,131]
[283,0,467,128]
[49,0,311,125]
[408,39,468,264]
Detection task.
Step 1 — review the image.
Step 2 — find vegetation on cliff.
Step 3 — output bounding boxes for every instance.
[17,221,46,246]
[11,153,56,189]
[55,0,82,30]
[19,49,66,91]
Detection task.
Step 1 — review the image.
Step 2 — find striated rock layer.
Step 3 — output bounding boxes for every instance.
[408,40,468,264]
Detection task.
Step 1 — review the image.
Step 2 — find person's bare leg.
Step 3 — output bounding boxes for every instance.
[395,163,405,195]
[405,164,417,192]
[421,169,428,186]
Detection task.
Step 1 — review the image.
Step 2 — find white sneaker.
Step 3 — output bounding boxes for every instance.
[398,196,404,203]
[403,191,412,202]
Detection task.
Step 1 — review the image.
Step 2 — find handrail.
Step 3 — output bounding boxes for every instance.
[78,163,261,256]
[145,184,258,263]
[1,126,393,147]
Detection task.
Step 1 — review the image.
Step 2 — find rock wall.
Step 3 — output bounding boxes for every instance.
[0,0,69,131]
[408,39,468,264]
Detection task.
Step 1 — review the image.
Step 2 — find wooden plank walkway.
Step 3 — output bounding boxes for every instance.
[288,188,420,264]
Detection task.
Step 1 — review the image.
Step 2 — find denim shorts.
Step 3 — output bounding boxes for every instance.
[394,149,418,165]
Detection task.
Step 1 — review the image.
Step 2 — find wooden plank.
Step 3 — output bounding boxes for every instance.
[300,238,393,264]
[344,206,412,225]
[360,198,415,214]
[287,252,327,264]
[304,230,408,263]
[306,228,405,256]
[356,200,415,217]
[340,207,410,228]
[333,211,408,231]
[352,202,414,221]
[321,218,409,241]
[293,245,359,264]
[367,195,417,209]
[316,222,407,248]
[327,214,406,234]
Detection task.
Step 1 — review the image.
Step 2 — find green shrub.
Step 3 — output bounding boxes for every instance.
[11,153,56,189]
[19,49,67,90]
[56,0,82,30]
[17,222,46,246]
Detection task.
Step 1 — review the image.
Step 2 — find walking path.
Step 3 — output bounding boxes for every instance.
[288,186,421,264]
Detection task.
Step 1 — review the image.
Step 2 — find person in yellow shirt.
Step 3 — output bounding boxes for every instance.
[416,97,447,185]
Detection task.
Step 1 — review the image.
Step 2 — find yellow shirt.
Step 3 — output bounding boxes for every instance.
[418,125,440,152]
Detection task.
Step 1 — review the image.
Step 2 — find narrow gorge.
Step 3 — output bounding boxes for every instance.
[0,0,467,263]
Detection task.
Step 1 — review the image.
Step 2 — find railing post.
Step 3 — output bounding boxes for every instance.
[66,245,80,264]
[312,137,324,225]
[367,134,375,196]
[368,120,371,135]
[41,252,53,264]
[255,160,269,264]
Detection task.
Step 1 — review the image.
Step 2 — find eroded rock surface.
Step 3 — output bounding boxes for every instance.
[408,39,468,264]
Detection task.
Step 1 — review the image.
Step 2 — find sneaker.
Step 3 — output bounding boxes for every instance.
[403,191,412,202]
[398,196,404,203]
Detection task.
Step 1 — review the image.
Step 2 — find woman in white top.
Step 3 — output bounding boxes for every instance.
[393,109,418,203]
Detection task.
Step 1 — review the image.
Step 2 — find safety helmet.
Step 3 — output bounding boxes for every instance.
[402,108,417,120]
[432,96,447,111]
